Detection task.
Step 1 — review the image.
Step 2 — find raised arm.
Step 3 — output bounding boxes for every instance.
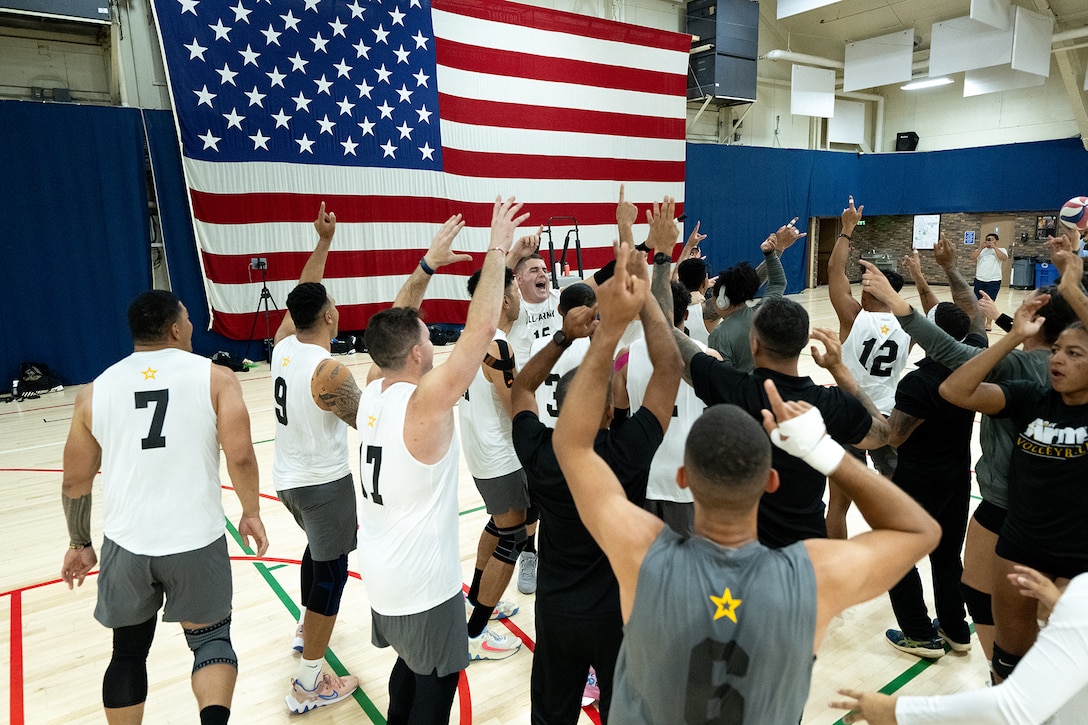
[1056,250,1088,327]
[760,220,800,300]
[212,363,268,556]
[511,306,598,416]
[901,251,938,314]
[672,221,707,280]
[760,381,939,649]
[934,233,986,336]
[809,327,888,448]
[412,198,526,413]
[554,242,664,621]
[938,295,1048,414]
[829,196,865,339]
[311,358,362,428]
[274,202,337,345]
[60,385,101,589]
[629,246,682,431]
[392,213,471,309]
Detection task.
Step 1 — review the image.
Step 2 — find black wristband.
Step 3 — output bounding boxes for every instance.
[838,233,852,241]
[592,259,616,285]
[654,252,671,265]
[419,257,436,275]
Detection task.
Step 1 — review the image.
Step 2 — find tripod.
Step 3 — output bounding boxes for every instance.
[243,259,279,365]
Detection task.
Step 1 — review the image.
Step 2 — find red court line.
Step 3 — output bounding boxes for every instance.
[10,590,23,725]
[221,485,282,503]
[0,402,74,417]
[0,468,66,473]
[458,671,472,725]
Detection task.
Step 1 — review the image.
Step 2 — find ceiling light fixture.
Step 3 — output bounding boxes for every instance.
[901,77,954,90]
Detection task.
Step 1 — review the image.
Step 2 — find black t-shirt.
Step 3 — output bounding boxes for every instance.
[994,380,1088,571]
[690,353,872,548]
[511,407,663,616]
[893,357,975,491]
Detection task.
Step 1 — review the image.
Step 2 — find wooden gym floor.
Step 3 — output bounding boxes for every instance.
[2,283,1017,724]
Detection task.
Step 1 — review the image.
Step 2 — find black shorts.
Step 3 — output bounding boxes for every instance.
[972,499,1007,535]
[995,534,1088,580]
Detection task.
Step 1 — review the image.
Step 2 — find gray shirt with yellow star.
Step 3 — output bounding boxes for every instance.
[609,528,816,723]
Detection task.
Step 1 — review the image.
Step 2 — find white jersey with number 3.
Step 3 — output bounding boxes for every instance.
[527,335,590,429]
[357,380,462,616]
[92,349,223,557]
[842,309,910,415]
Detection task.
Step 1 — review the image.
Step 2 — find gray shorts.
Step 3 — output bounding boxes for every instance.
[94,535,232,628]
[644,499,694,537]
[278,474,358,560]
[371,592,469,677]
[474,469,530,515]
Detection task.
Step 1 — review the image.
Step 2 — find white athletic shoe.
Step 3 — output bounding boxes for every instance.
[464,595,519,620]
[468,627,521,661]
[518,551,538,594]
[285,672,359,713]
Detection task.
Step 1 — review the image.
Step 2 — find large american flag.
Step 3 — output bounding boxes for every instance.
[150,0,689,338]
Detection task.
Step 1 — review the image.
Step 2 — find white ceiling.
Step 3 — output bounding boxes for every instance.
[756,0,1088,59]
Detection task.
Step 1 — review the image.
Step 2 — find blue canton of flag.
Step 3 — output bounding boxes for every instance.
[156,0,442,169]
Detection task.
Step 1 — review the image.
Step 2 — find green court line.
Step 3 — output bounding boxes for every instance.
[458,504,485,517]
[224,519,386,724]
[831,624,977,724]
[253,438,274,445]
[264,564,287,571]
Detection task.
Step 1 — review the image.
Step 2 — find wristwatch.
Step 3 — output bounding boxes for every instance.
[552,330,573,349]
[653,252,671,265]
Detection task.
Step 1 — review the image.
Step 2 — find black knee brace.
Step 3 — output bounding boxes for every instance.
[307,554,350,616]
[103,616,157,709]
[960,582,994,626]
[493,523,528,565]
[184,616,237,673]
[991,642,1022,679]
[484,516,501,538]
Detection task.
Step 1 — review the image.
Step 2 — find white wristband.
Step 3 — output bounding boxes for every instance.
[801,434,845,477]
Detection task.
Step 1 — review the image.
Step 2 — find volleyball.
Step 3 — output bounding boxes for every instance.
[1059,196,1088,230]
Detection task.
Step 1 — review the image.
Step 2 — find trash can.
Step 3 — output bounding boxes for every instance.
[1011,256,1035,289]
[1035,261,1058,288]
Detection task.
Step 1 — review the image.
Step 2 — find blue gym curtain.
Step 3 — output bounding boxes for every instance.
[0,100,151,385]
[143,109,250,361]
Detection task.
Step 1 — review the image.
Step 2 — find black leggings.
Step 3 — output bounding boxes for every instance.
[387,657,460,725]
[103,616,157,709]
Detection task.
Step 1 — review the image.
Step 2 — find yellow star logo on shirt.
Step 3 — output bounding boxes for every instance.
[367,415,376,428]
[282,356,291,368]
[710,587,742,623]
[880,324,890,335]
[141,367,157,380]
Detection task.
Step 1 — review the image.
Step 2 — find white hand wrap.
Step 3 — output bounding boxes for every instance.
[769,406,846,476]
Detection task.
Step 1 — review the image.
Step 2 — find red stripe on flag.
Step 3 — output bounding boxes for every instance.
[436,39,686,96]
[202,250,484,284]
[211,299,469,338]
[203,247,633,286]
[433,0,693,53]
[441,149,685,182]
[438,94,686,139]
[189,191,677,227]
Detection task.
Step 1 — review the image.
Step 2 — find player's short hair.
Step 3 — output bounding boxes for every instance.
[882,269,905,293]
[128,290,183,344]
[672,280,691,328]
[559,282,595,314]
[1038,287,1078,345]
[986,232,999,241]
[751,297,809,361]
[555,366,611,413]
[285,282,330,331]
[366,307,424,370]
[467,267,515,297]
[684,405,771,506]
[933,301,970,341]
[713,262,760,307]
[677,258,708,294]
[515,253,545,275]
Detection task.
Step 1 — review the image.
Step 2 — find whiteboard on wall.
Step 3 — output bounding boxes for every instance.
[913,214,941,249]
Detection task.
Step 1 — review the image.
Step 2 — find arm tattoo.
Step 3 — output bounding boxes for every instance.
[652,262,673,323]
[671,328,699,386]
[318,363,362,428]
[62,492,93,545]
